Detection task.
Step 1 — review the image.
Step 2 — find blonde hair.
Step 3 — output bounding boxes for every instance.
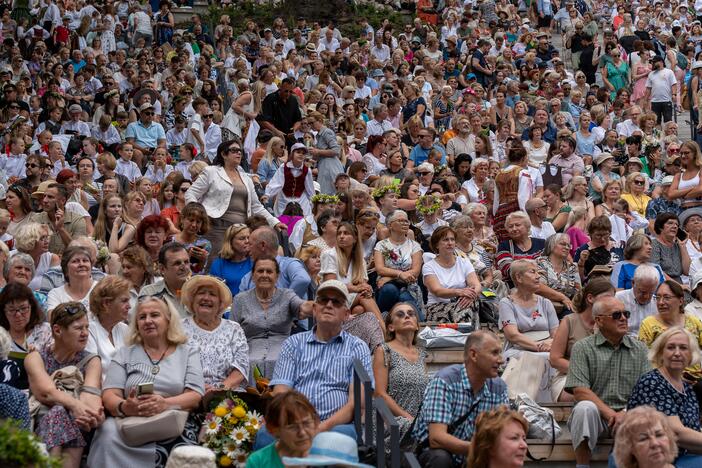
[219,224,250,260]
[334,222,366,284]
[127,296,188,346]
[123,191,146,227]
[262,136,285,166]
[89,275,131,321]
[14,222,49,253]
[565,207,588,231]
[649,326,701,369]
[614,406,677,468]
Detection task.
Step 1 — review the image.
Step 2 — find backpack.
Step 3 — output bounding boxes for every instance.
[677,51,689,71]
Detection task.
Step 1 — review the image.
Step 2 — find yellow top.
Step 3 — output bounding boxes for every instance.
[639,314,702,379]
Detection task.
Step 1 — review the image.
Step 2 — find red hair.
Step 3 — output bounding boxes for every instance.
[135,215,170,248]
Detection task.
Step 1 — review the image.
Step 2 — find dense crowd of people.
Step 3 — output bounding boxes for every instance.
[3,0,702,467]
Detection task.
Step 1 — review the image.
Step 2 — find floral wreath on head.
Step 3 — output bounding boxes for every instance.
[371,182,400,199]
[416,194,442,215]
[311,193,339,205]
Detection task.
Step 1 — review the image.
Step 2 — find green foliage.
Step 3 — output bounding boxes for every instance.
[206,1,412,40]
[0,419,61,468]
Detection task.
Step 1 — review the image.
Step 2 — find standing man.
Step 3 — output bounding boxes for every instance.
[261,77,302,146]
[644,55,679,124]
[469,40,492,88]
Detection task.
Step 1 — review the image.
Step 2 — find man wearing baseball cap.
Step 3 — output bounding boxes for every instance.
[255,280,373,448]
[644,54,679,124]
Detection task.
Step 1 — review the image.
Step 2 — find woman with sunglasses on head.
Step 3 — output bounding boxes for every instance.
[186,139,286,262]
[668,141,702,210]
[372,302,429,443]
[25,301,103,468]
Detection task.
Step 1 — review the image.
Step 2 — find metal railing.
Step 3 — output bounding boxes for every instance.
[374,397,400,468]
[403,452,422,468]
[353,358,374,447]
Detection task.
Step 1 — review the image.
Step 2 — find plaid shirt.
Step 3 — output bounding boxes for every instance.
[565,332,650,411]
[413,365,508,465]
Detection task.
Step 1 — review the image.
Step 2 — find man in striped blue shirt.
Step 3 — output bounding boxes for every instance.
[412,330,508,467]
[254,280,373,448]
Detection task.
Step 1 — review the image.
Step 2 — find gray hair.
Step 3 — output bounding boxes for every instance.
[250,226,280,255]
[0,327,11,360]
[450,215,473,229]
[543,233,570,257]
[464,202,487,216]
[385,209,409,225]
[470,157,490,174]
[633,264,661,285]
[509,258,537,285]
[592,296,623,317]
[4,252,36,280]
[505,211,532,230]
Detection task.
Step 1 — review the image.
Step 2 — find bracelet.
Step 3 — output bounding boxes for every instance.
[117,400,126,418]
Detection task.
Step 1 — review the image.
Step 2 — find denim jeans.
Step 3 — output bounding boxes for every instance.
[376,283,423,320]
[253,423,357,450]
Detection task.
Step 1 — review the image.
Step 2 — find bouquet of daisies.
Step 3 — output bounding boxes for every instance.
[202,393,263,467]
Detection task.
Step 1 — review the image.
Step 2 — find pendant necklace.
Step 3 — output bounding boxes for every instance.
[145,346,168,375]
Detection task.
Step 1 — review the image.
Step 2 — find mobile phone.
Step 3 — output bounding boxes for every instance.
[137,382,154,396]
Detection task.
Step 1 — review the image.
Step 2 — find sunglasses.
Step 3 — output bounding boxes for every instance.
[633,180,645,185]
[226,147,243,154]
[316,295,345,307]
[26,163,39,169]
[601,310,631,320]
[204,114,213,118]
[64,303,87,315]
[668,148,680,153]
[142,111,155,116]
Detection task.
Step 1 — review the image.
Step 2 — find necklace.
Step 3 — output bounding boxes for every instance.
[628,194,646,214]
[255,288,276,305]
[144,346,168,375]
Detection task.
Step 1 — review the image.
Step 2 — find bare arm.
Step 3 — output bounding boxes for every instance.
[428,422,472,455]
[372,347,413,420]
[548,318,571,374]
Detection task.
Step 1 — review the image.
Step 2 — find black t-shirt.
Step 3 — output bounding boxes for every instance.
[261,91,302,135]
[579,45,597,84]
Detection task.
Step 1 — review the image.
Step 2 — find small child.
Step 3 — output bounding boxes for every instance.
[136,176,160,217]
[114,111,130,141]
[0,137,28,181]
[0,208,14,251]
[144,147,174,184]
[174,143,195,181]
[115,142,142,182]
[166,116,188,149]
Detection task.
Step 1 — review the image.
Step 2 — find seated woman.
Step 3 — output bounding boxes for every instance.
[650,213,691,284]
[372,303,429,443]
[181,275,249,392]
[611,233,665,290]
[87,276,132,380]
[135,215,170,272]
[0,283,51,390]
[118,246,155,301]
[466,407,529,468]
[231,257,313,380]
[373,210,424,317]
[499,259,559,401]
[246,390,321,468]
[46,246,98,317]
[209,223,252,298]
[614,407,679,468]
[87,296,204,468]
[173,202,212,274]
[306,209,340,254]
[639,280,702,382]
[24,302,103,467]
[495,211,545,287]
[423,226,482,323]
[549,278,616,402]
[535,233,581,314]
[12,222,59,290]
[573,215,621,279]
[321,222,383,329]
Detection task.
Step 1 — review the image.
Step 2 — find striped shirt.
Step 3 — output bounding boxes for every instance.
[413,365,508,466]
[495,238,545,285]
[270,328,374,421]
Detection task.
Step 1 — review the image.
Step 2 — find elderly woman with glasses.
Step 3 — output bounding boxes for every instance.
[186,139,285,264]
[25,302,104,467]
[374,210,425,318]
[639,281,702,380]
[627,328,702,461]
[87,296,204,468]
[650,213,691,284]
[535,233,581,314]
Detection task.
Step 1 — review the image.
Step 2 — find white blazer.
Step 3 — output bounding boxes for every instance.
[185,165,279,226]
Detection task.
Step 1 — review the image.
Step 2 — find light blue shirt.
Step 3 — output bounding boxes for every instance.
[125,120,166,149]
[270,328,374,420]
[409,143,447,166]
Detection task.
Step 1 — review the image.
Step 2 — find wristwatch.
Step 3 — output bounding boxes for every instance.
[117,400,126,418]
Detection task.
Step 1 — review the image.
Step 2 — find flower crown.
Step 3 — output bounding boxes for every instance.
[311,193,339,205]
[416,194,442,215]
[371,182,400,199]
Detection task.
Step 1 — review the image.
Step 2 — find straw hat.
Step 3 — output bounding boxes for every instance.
[181,275,232,315]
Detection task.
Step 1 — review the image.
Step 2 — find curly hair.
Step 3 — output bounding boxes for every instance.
[136,215,170,249]
[614,406,677,468]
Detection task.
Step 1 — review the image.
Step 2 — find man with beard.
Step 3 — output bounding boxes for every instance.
[644,55,679,124]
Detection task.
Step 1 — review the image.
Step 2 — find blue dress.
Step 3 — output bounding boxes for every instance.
[628,369,700,430]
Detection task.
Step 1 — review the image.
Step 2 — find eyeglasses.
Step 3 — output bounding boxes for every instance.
[393,308,416,319]
[282,419,317,433]
[316,295,345,307]
[668,148,680,153]
[654,294,678,303]
[5,304,30,316]
[600,310,631,320]
[226,147,243,154]
[203,114,213,118]
[142,111,155,116]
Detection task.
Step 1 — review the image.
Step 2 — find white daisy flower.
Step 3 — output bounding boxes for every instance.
[231,427,250,445]
[205,417,222,436]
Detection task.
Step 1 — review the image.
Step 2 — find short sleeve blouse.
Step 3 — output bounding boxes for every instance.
[374,238,422,272]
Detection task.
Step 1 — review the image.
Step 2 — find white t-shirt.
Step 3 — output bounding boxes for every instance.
[320,249,368,285]
[645,68,677,103]
[422,256,476,305]
[530,221,556,240]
